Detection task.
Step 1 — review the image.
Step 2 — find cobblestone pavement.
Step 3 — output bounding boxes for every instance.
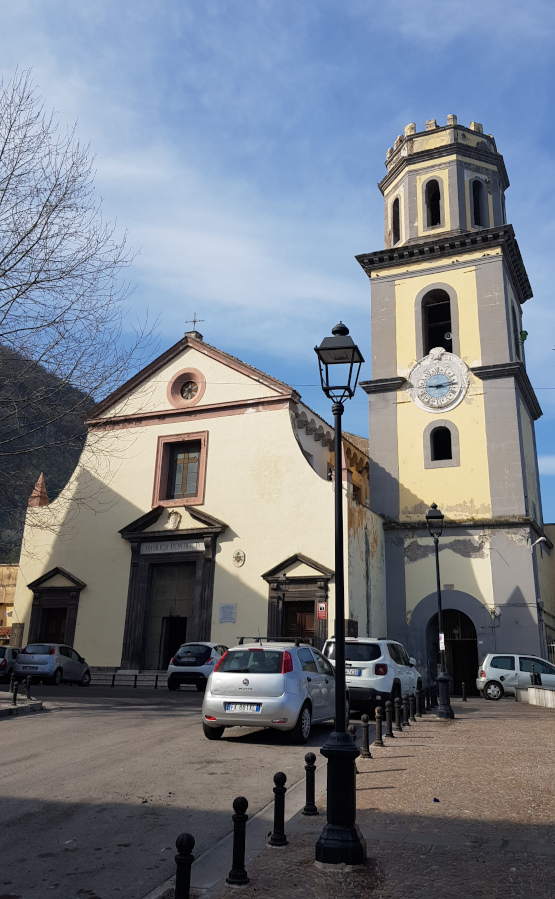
[185,699,555,899]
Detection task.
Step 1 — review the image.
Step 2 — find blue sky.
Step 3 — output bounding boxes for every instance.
[3,0,555,516]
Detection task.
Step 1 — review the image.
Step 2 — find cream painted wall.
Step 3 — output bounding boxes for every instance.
[106,345,278,418]
[405,534,495,618]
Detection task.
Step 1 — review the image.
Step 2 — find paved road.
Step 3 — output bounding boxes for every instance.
[0,684,343,899]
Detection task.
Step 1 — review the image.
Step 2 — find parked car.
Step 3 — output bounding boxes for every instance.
[0,646,21,683]
[14,644,91,686]
[202,642,343,743]
[477,653,555,700]
[322,637,422,712]
[167,642,228,691]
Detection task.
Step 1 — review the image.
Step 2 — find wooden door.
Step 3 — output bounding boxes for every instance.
[284,601,315,642]
[42,607,67,644]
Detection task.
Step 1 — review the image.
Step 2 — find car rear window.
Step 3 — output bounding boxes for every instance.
[174,645,212,664]
[325,643,381,663]
[217,649,283,674]
[22,644,53,655]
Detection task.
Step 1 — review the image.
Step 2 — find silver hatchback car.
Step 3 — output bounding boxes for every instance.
[14,643,91,686]
[202,642,341,743]
[477,653,555,699]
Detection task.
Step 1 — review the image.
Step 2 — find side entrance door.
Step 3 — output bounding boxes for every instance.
[284,601,315,643]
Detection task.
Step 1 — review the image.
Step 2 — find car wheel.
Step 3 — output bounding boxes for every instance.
[78,670,91,687]
[484,680,504,701]
[196,681,206,692]
[167,680,180,691]
[50,668,63,686]
[202,721,225,740]
[289,703,312,744]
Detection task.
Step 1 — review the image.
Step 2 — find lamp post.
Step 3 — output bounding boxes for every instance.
[314,322,366,865]
[426,502,454,720]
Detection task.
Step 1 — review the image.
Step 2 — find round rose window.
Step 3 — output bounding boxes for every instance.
[180,380,198,401]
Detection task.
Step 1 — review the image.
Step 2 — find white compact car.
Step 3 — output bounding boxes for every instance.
[202,642,342,743]
[323,637,422,712]
[477,653,555,699]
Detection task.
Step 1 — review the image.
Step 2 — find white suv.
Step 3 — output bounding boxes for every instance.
[323,637,421,712]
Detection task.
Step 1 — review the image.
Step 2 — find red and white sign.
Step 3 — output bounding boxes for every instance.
[439,632,445,651]
[317,602,327,620]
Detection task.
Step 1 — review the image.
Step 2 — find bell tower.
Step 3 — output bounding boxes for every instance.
[357,115,551,689]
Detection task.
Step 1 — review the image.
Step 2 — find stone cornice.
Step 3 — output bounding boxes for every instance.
[382,517,552,548]
[355,225,532,305]
[472,361,542,421]
[359,376,406,395]
[379,137,509,194]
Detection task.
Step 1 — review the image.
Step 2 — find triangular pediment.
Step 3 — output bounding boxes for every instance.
[27,567,86,591]
[89,334,298,422]
[119,505,227,540]
[262,553,334,581]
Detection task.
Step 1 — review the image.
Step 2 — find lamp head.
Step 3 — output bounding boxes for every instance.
[426,502,444,538]
[315,322,364,403]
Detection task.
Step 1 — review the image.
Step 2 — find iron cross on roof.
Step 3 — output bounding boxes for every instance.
[185,313,205,330]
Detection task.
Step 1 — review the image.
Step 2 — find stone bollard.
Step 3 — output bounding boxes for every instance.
[385,700,395,738]
[268,773,288,847]
[373,707,384,747]
[462,681,467,702]
[409,693,416,722]
[360,714,372,756]
[302,752,318,816]
[402,694,411,727]
[175,833,195,899]
[394,696,403,732]
[226,797,249,885]
[11,681,18,706]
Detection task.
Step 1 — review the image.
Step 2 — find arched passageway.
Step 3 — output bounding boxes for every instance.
[426,609,479,695]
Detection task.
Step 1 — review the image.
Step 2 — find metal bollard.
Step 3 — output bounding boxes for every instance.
[394,696,403,732]
[402,694,411,726]
[432,684,438,708]
[373,707,384,747]
[425,687,431,711]
[9,673,15,695]
[226,797,249,885]
[409,693,416,722]
[361,713,373,756]
[302,752,318,816]
[11,681,18,706]
[462,681,467,702]
[155,674,158,690]
[111,673,116,688]
[175,832,195,899]
[268,772,288,847]
[133,674,138,689]
[416,688,423,717]
[385,700,395,738]
[25,677,32,702]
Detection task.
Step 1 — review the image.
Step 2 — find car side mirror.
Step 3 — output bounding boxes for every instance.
[409,657,417,667]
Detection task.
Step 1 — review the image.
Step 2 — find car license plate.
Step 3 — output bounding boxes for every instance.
[345,668,362,676]
[225,703,261,713]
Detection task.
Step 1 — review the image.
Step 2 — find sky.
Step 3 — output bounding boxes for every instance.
[2,0,555,516]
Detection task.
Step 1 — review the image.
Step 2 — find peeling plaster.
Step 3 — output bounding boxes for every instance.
[404,535,488,563]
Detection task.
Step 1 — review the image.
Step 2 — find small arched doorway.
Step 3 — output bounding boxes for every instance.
[426,609,479,695]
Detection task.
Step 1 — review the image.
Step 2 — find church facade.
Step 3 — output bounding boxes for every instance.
[11,115,555,688]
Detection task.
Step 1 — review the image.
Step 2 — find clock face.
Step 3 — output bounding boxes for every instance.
[408,349,469,413]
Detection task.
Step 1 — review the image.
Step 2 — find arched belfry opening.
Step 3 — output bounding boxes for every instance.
[392,197,400,245]
[431,426,452,461]
[425,179,441,227]
[426,609,479,695]
[422,289,453,354]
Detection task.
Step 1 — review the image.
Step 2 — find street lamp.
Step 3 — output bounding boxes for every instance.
[314,322,366,865]
[426,502,454,720]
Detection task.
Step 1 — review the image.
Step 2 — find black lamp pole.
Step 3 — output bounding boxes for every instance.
[314,323,366,865]
[426,503,454,720]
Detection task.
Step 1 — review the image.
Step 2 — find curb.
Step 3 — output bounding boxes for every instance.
[141,758,328,899]
[0,700,44,719]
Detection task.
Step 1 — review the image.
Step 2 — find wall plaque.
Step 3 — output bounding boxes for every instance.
[140,540,203,555]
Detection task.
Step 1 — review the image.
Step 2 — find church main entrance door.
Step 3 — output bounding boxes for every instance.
[143,562,195,670]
